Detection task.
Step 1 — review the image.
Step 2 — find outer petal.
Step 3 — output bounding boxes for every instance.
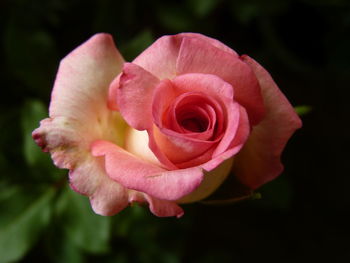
[176,33,238,56]
[142,194,184,218]
[89,180,128,215]
[178,158,234,203]
[49,33,124,121]
[132,35,182,80]
[233,56,302,189]
[33,117,129,216]
[176,37,265,125]
[92,140,204,201]
[116,63,160,130]
[132,33,238,80]
[33,34,129,216]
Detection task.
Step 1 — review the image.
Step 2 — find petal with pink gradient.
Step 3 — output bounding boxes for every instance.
[178,158,234,203]
[233,55,302,189]
[152,125,216,164]
[143,194,184,218]
[32,34,131,216]
[132,33,238,80]
[49,33,124,121]
[73,158,129,216]
[116,63,160,130]
[176,37,265,125]
[150,73,242,166]
[32,117,130,216]
[202,105,250,171]
[176,33,238,56]
[107,74,121,111]
[132,35,182,80]
[169,73,234,100]
[92,140,204,201]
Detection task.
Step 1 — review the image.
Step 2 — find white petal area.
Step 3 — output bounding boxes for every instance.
[124,128,162,166]
[33,34,132,216]
[49,34,124,122]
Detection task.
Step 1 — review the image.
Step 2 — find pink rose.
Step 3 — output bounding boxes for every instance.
[33,33,301,217]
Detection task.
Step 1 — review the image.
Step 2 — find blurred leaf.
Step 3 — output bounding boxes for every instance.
[294,105,312,116]
[120,30,154,61]
[230,0,290,24]
[51,235,84,263]
[4,20,57,93]
[0,183,20,203]
[230,2,259,24]
[157,4,194,32]
[21,99,49,166]
[114,204,149,237]
[188,0,221,17]
[56,187,111,254]
[258,175,293,211]
[0,188,54,263]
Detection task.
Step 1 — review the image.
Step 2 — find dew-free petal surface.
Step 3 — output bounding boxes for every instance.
[233,56,302,189]
[92,140,204,201]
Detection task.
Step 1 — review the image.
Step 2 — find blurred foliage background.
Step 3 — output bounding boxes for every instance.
[1,0,349,262]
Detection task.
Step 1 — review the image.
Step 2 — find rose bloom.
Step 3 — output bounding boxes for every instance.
[33,33,301,217]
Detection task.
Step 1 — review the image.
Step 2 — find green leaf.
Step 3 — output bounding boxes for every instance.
[0,188,55,263]
[294,105,312,116]
[50,235,84,263]
[56,187,111,254]
[21,99,49,166]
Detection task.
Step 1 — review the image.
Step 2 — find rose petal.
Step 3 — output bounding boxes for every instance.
[152,73,233,134]
[171,73,234,100]
[176,33,238,56]
[107,74,121,111]
[124,129,162,165]
[153,125,216,164]
[166,102,216,139]
[88,179,129,216]
[91,140,204,201]
[202,105,250,171]
[32,34,131,216]
[178,158,234,203]
[133,33,237,80]
[175,146,216,169]
[143,194,184,218]
[178,107,249,203]
[33,117,130,216]
[151,73,239,166]
[176,37,265,125]
[211,102,241,158]
[132,35,181,80]
[50,33,124,121]
[233,55,302,189]
[114,63,160,130]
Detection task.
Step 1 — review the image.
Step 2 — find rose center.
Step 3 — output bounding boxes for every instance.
[180,116,209,132]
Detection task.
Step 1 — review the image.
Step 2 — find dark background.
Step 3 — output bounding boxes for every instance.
[0,0,349,262]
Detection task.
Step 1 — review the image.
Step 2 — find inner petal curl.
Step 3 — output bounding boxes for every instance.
[178,108,209,133]
[165,92,224,141]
